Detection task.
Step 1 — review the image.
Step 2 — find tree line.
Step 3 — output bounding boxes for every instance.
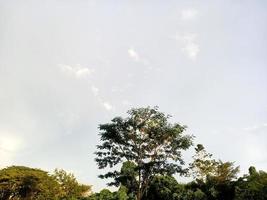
[1,107,266,199]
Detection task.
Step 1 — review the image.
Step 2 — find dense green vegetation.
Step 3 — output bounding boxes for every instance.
[0,166,91,200]
[88,154,267,200]
[1,164,266,200]
[1,107,266,199]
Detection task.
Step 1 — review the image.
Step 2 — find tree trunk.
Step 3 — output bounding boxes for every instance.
[137,166,141,200]
[136,191,141,200]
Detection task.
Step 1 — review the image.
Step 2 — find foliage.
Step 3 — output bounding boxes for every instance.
[145,175,185,200]
[189,145,239,200]
[189,144,217,181]
[213,160,239,183]
[190,144,239,184]
[0,166,60,200]
[53,169,92,199]
[0,166,91,200]
[88,189,115,200]
[95,107,194,200]
[116,161,138,196]
[235,166,267,200]
[115,186,130,200]
[87,188,132,200]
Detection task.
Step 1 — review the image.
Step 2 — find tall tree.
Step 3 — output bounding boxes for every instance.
[189,144,217,181]
[95,107,193,200]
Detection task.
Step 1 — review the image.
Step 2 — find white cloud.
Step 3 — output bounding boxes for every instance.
[59,64,94,78]
[0,134,23,167]
[128,48,140,62]
[59,64,73,73]
[243,123,267,132]
[243,135,267,163]
[127,48,150,67]
[75,68,92,78]
[122,100,132,106]
[182,42,199,60]
[173,33,200,60]
[181,9,198,20]
[0,135,22,152]
[102,102,113,111]
[91,85,99,96]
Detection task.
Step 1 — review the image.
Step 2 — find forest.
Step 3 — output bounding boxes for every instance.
[1,107,266,200]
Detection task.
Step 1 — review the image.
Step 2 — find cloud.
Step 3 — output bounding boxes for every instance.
[243,123,267,132]
[0,134,23,167]
[102,102,113,111]
[59,64,94,78]
[91,85,99,96]
[181,9,198,20]
[59,64,115,113]
[173,33,200,60]
[243,134,267,163]
[128,48,140,62]
[182,42,199,60]
[127,47,150,67]
[0,135,22,152]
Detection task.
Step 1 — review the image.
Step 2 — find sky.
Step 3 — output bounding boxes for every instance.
[0,0,267,192]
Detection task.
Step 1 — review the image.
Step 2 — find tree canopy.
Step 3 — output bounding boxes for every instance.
[95,107,194,200]
[0,166,91,200]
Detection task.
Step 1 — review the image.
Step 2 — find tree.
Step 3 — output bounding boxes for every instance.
[189,144,217,181]
[235,167,267,200]
[213,160,239,183]
[88,189,115,200]
[0,166,60,200]
[95,107,193,200]
[115,186,130,200]
[145,175,183,200]
[53,169,91,199]
[116,161,138,197]
[190,145,239,182]
[0,166,91,200]
[189,145,239,200]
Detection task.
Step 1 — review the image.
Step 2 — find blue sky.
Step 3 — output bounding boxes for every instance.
[0,0,267,191]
